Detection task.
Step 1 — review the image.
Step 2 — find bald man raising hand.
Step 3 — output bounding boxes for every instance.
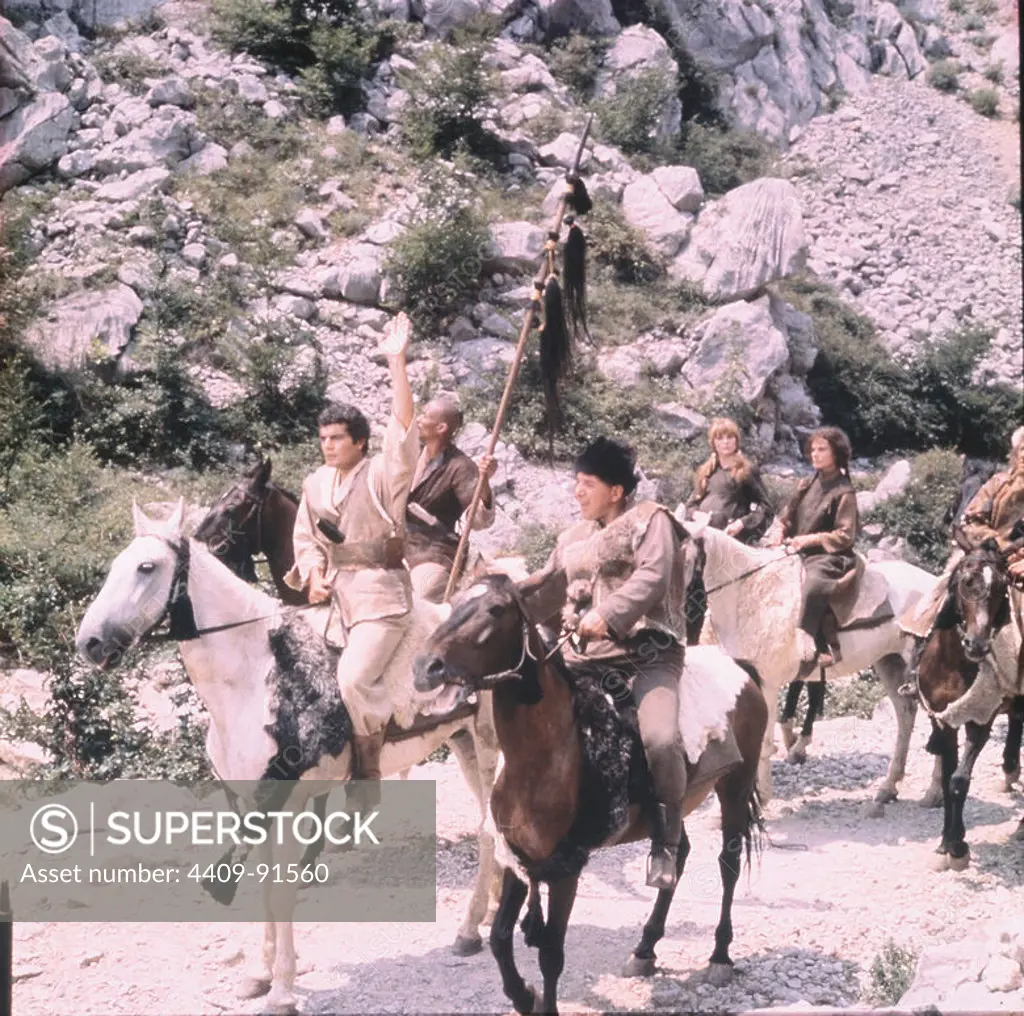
[407,396,497,601]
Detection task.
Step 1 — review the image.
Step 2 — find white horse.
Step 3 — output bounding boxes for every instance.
[76,500,501,1015]
[682,516,938,805]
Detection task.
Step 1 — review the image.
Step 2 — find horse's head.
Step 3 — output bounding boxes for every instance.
[413,575,533,694]
[193,459,273,580]
[947,538,1012,662]
[76,499,189,669]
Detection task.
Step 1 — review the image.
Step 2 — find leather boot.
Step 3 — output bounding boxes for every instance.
[646,801,683,891]
[349,729,386,811]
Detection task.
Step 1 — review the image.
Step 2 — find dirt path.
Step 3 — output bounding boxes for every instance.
[13,702,1023,1015]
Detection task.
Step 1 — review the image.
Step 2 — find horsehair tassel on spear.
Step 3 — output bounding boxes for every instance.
[442,115,595,603]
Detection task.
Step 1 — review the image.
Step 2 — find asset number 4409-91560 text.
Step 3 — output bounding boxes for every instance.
[188,862,330,884]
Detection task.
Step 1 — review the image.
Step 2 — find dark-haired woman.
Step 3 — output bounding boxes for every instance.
[771,426,859,757]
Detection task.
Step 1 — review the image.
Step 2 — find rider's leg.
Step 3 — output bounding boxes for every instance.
[631,640,687,891]
[337,614,409,808]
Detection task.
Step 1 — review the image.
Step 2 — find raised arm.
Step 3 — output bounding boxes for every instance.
[380,311,414,430]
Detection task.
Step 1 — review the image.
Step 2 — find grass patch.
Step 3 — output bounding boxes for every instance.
[547,34,606,99]
[967,87,1000,117]
[676,122,775,196]
[91,44,166,95]
[927,59,960,93]
[592,66,676,155]
[587,272,705,347]
[514,521,560,571]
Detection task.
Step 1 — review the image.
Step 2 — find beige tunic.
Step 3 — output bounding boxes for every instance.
[284,414,419,631]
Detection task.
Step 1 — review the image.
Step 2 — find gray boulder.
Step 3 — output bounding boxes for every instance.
[0,90,73,192]
[681,294,790,403]
[22,283,144,372]
[671,177,806,302]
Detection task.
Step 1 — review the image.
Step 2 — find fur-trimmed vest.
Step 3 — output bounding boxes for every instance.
[556,501,688,643]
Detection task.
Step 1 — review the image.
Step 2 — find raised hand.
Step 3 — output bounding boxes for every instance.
[379,311,412,358]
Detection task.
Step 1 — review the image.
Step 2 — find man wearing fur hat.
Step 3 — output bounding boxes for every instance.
[519,437,742,891]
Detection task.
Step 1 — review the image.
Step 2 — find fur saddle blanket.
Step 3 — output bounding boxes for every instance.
[830,554,894,629]
[495,645,751,883]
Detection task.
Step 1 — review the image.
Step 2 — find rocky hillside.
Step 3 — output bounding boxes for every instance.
[0,0,1020,617]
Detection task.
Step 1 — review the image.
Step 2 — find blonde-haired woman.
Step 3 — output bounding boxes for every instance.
[683,418,773,644]
[686,418,773,543]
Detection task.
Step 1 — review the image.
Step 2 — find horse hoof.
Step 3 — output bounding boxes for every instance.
[514,984,542,1014]
[1003,769,1021,793]
[779,721,796,752]
[237,976,271,999]
[919,789,943,809]
[452,934,484,957]
[948,851,971,872]
[873,787,898,806]
[787,747,807,765]
[862,800,886,820]
[707,962,734,987]
[622,955,657,978]
[928,852,950,873]
[267,997,298,1016]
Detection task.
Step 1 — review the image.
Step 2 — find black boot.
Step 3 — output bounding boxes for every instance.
[349,730,386,811]
[646,801,683,891]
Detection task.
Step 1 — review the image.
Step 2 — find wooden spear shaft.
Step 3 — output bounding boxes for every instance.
[442,114,594,603]
[0,880,11,1016]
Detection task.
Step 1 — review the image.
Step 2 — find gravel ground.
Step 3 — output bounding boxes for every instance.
[12,700,1023,1015]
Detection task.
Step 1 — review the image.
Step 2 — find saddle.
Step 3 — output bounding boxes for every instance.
[293,603,479,744]
[822,553,894,631]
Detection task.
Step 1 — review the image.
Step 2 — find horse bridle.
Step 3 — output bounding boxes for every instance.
[216,482,268,561]
[145,538,289,644]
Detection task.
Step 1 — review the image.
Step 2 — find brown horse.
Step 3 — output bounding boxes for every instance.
[915,535,1024,870]
[193,459,307,606]
[413,574,768,1015]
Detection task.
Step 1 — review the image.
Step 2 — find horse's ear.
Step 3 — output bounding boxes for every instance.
[132,499,154,536]
[516,571,566,630]
[164,497,186,536]
[679,508,709,539]
[253,458,272,489]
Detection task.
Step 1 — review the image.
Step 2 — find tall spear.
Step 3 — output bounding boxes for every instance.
[442,114,594,602]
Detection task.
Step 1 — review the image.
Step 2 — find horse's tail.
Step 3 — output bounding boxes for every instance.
[733,657,766,872]
[743,784,767,873]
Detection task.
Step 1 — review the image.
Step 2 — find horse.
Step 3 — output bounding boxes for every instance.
[193,459,307,605]
[75,499,502,1015]
[913,535,1024,870]
[412,574,769,1015]
[681,514,938,805]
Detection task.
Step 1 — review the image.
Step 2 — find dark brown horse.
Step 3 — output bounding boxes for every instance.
[915,535,1024,869]
[193,459,308,606]
[413,574,768,1015]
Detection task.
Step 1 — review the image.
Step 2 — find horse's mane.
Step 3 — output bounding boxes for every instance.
[268,482,299,506]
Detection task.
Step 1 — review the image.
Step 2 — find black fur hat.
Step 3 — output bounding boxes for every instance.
[573,437,638,495]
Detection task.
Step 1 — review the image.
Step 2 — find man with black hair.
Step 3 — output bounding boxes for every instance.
[284,313,418,807]
[407,394,497,602]
[519,436,741,891]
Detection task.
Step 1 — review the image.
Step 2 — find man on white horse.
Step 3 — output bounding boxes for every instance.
[284,312,417,808]
[519,437,741,891]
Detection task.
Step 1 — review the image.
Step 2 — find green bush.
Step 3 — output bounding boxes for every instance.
[515,521,560,572]
[784,276,1022,457]
[593,66,677,155]
[927,59,960,93]
[547,34,605,99]
[585,204,664,284]
[0,658,212,781]
[91,47,166,95]
[209,0,382,115]
[967,87,1000,117]
[867,449,964,571]
[397,41,502,162]
[383,170,491,326]
[677,122,774,196]
[866,940,919,1007]
[0,441,164,665]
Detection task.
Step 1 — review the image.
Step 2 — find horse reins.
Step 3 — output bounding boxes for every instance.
[702,550,791,596]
